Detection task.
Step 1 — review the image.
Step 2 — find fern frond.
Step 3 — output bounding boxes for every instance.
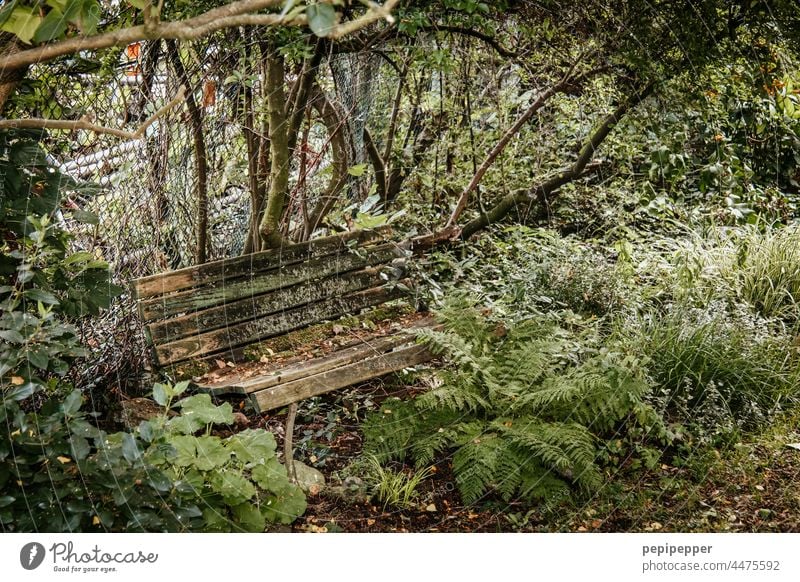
[452,433,506,504]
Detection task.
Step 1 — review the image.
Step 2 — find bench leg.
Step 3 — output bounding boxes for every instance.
[284,402,298,484]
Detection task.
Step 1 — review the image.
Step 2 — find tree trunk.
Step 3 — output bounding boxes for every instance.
[259,46,290,249]
[0,34,28,114]
[166,39,209,264]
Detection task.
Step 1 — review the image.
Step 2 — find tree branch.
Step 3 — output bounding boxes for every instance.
[445,60,607,228]
[457,81,655,240]
[0,0,402,71]
[416,25,519,58]
[0,86,186,139]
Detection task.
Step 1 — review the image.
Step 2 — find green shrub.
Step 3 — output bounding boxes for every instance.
[363,297,652,504]
[1,130,121,395]
[0,381,306,532]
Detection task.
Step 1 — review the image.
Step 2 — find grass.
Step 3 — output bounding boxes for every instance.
[365,454,434,510]
[733,225,800,321]
[625,305,798,430]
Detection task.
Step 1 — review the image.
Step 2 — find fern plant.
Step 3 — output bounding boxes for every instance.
[363,297,652,504]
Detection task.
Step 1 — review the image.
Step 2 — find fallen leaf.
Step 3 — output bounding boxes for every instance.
[56,456,72,464]
[10,376,24,386]
[226,361,235,367]
[215,359,226,369]
[332,324,344,335]
[425,503,437,512]
[92,515,101,526]
[366,519,376,526]
[591,519,602,529]
[309,454,318,463]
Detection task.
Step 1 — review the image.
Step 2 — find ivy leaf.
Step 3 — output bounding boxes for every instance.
[33,9,68,43]
[306,3,336,37]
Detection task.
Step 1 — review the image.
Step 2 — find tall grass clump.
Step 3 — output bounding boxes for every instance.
[628,304,799,430]
[733,225,800,322]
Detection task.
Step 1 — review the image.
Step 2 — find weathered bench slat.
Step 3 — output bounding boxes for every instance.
[154,285,406,365]
[228,327,430,393]
[138,243,401,322]
[147,266,387,344]
[132,227,391,300]
[250,343,433,412]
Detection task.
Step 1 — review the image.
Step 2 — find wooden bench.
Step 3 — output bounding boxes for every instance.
[131,228,437,413]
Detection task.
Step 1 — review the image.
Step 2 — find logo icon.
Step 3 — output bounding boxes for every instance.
[20,542,46,570]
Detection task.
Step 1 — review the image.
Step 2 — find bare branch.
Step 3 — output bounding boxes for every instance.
[0,86,186,140]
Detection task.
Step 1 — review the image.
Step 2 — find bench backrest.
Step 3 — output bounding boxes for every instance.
[131,227,416,367]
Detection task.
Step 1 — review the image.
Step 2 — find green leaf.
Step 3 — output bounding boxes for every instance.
[26,347,49,370]
[61,390,83,415]
[166,414,203,435]
[168,435,197,467]
[0,495,14,508]
[306,3,336,37]
[152,383,168,406]
[347,163,367,177]
[232,502,266,532]
[193,436,230,470]
[71,209,99,225]
[24,288,60,305]
[121,433,142,463]
[6,382,36,401]
[0,6,41,44]
[0,329,24,343]
[209,470,256,505]
[77,0,99,35]
[226,429,277,464]
[33,9,68,43]
[262,485,307,524]
[251,457,291,494]
[0,1,18,28]
[177,394,234,426]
